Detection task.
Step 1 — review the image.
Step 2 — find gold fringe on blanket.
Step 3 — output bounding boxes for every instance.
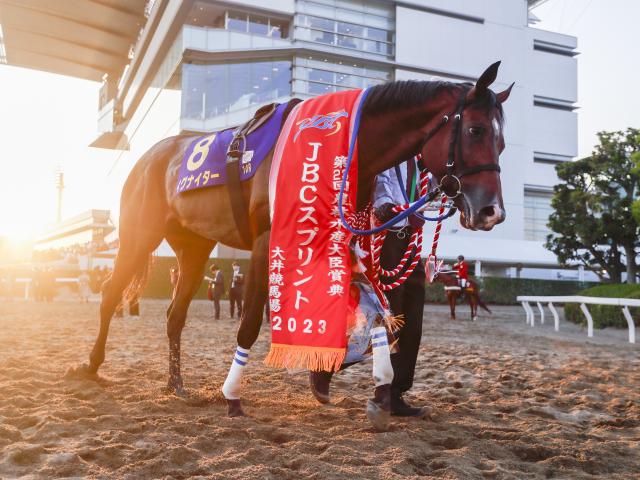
[264,344,346,372]
[385,314,405,333]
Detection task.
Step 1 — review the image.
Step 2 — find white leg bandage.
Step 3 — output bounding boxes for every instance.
[221,346,250,400]
[371,327,393,386]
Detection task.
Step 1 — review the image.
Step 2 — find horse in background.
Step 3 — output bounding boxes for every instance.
[435,271,491,321]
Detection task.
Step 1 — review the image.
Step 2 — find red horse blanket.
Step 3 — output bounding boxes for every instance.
[265,89,366,372]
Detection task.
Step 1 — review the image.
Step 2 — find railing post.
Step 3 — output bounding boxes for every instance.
[548,302,559,331]
[580,303,593,338]
[523,301,535,327]
[536,301,545,325]
[621,306,636,344]
[520,301,528,325]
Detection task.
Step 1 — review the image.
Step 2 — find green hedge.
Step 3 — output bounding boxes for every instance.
[425,277,595,305]
[564,284,640,329]
[142,262,600,309]
[142,256,250,300]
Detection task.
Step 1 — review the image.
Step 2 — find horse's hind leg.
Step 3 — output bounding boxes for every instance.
[86,241,158,374]
[222,230,270,416]
[166,236,215,395]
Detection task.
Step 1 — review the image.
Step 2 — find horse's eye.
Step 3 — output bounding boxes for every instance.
[469,126,484,137]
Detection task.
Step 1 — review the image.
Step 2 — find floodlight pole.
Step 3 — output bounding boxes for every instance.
[55,170,64,223]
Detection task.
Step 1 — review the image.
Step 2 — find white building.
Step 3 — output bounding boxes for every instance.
[0,0,582,279]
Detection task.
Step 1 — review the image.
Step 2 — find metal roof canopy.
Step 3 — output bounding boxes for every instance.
[0,0,147,81]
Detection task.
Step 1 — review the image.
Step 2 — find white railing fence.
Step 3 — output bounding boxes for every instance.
[517,295,639,344]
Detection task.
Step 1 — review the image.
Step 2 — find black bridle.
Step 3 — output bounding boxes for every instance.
[416,91,501,199]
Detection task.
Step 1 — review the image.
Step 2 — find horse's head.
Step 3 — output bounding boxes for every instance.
[419,61,513,231]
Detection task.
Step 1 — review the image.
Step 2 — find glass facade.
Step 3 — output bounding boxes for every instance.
[179,0,393,128]
[293,56,390,95]
[295,0,394,57]
[524,191,554,241]
[182,60,291,121]
[187,2,289,38]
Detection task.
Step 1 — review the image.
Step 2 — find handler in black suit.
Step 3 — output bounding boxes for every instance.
[310,159,428,418]
[207,264,225,320]
[228,262,244,319]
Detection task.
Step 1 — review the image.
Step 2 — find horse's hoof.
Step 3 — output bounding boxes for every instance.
[226,399,245,417]
[366,399,390,432]
[167,378,187,397]
[64,363,99,380]
[472,316,478,322]
[309,371,332,404]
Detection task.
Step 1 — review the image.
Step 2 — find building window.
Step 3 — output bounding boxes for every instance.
[187,2,289,38]
[295,0,394,57]
[524,190,554,241]
[533,151,573,165]
[533,39,577,57]
[182,60,291,120]
[533,95,576,111]
[293,56,390,95]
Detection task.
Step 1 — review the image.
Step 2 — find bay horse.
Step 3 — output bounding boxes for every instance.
[77,61,513,418]
[436,271,491,321]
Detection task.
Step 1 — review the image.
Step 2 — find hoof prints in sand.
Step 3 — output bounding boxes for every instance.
[0,301,638,479]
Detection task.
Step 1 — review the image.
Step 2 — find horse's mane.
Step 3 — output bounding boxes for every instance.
[363,80,504,125]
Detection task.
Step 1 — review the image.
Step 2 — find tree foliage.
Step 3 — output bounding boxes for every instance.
[632,149,640,224]
[545,128,640,283]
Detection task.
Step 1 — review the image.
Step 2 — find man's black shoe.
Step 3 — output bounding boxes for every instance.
[309,371,333,404]
[391,394,428,418]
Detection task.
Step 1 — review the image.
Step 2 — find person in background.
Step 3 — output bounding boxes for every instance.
[453,255,469,288]
[33,268,44,301]
[169,266,179,295]
[78,271,91,303]
[207,264,225,320]
[43,268,56,302]
[229,261,244,319]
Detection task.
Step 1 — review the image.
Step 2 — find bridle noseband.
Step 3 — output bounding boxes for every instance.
[416,91,501,199]
[338,86,503,236]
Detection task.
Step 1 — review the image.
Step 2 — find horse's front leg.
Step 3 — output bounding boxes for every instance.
[166,240,214,396]
[222,231,270,417]
[448,293,456,319]
[470,295,478,322]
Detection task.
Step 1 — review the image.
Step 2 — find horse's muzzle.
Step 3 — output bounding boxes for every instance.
[458,199,505,231]
[473,203,505,230]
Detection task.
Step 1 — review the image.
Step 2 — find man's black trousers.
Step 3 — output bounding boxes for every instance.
[380,229,426,395]
[229,288,243,319]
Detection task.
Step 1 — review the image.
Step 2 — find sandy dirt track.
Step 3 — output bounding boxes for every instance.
[0,299,638,479]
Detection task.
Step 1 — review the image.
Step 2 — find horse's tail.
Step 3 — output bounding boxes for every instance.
[477,294,491,313]
[123,254,154,303]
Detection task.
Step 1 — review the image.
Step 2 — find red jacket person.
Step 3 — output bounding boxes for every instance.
[453,255,469,288]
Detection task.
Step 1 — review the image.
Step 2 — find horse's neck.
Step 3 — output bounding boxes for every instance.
[356,94,451,207]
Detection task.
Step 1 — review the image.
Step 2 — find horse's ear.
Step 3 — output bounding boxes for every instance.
[466,61,501,101]
[496,82,515,104]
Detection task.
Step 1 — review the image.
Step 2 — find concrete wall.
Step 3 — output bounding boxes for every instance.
[394,0,577,271]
